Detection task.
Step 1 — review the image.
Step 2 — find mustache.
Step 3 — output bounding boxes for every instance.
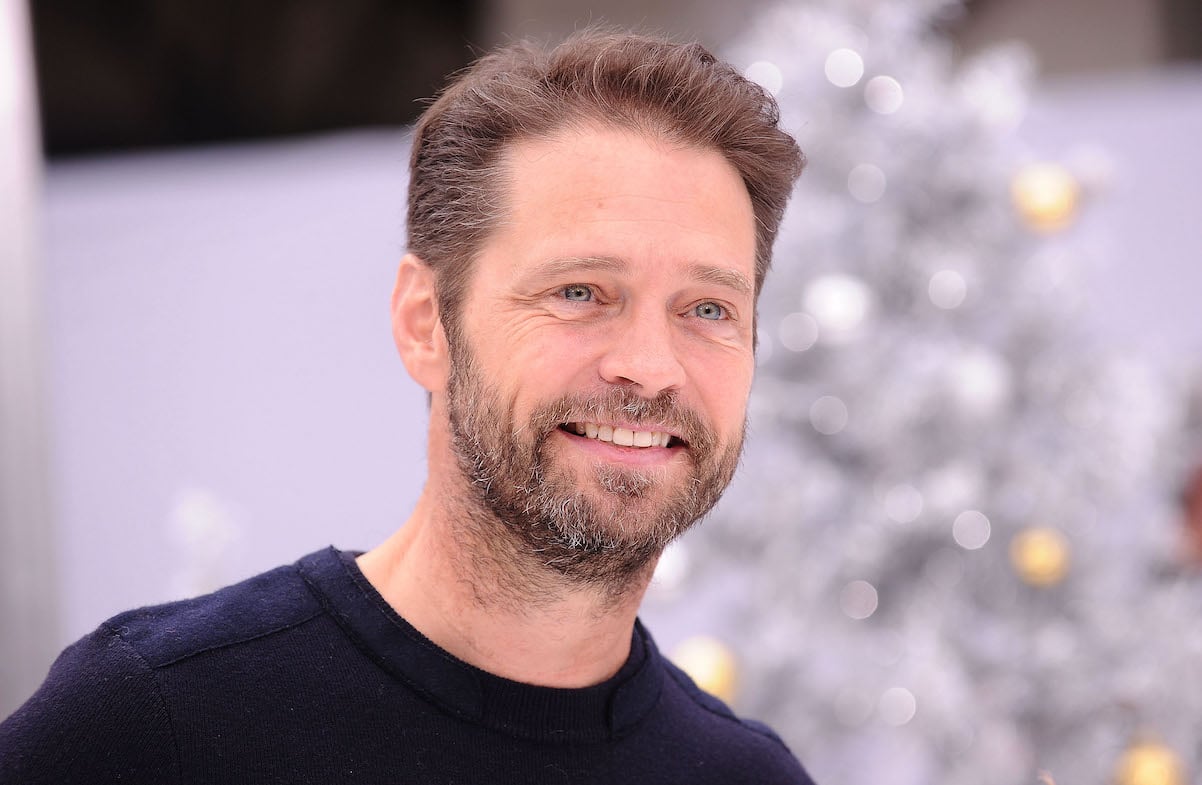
[528,386,714,451]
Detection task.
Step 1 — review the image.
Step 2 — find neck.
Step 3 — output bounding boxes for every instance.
[358,479,656,689]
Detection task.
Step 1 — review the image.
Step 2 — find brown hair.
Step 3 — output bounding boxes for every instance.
[406,29,804,338]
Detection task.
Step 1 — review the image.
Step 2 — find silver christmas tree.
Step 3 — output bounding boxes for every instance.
[648,2,1202,783]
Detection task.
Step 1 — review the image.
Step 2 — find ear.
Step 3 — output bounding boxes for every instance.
[390,253,450,393]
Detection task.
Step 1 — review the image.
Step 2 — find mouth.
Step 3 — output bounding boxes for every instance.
[557,422,685,449]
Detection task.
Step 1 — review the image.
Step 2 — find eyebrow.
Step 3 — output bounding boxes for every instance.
[687,263,754,298]
[528,256,627,279]
[527,256,754,298]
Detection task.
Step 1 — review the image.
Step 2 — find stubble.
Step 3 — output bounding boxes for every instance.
[444,347,743,594]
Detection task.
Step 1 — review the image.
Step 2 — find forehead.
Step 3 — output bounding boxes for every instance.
[485,124,757,281]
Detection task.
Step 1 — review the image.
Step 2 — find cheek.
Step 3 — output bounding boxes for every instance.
[694,357,754,424]
[530,325,606,369]
[498,332,602,401]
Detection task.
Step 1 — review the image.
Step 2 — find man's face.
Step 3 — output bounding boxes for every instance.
[445,125,758,585]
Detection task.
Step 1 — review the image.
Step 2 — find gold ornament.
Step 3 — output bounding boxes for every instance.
[1115,740,1185,785]
[1011,163,1080,233]
[1009,527,1070,587]
[670,636,739,704]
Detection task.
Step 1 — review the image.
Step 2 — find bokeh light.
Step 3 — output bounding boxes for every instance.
[1011,162,1080,233]
[810,395,849,435]
[864,75,904,114]
[953,510,992,550]
[744,60,784,95]
[778,311,819,351]
[825,48,865,87]
[670,636,739,704]
[884,483,924,523]
[840,579,880,619]
[1010,528,1070,587]
[929,270,968,309]
[848,163,887,203]
[879,687,917,726]
[949,348,1012,417]
[804,273,874,337]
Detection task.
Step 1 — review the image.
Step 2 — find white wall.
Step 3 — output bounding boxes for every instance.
[43,132,429,643]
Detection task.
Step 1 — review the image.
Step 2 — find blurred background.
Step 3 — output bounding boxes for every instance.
[3,0,1202,783]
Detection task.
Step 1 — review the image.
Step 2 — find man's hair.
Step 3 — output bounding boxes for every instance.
[406,29,805,338]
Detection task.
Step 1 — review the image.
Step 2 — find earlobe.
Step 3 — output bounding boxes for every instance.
[391,253,450,392]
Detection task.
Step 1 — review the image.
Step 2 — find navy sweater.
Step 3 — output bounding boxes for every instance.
[0,547,814,784]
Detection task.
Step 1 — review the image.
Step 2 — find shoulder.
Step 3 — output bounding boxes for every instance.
[0,624,179,784]
[104,559,323,669]
[657,657,817,785]
[0,553,329,785]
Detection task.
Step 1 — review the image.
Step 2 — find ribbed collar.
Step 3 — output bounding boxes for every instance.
[296,547,664,743]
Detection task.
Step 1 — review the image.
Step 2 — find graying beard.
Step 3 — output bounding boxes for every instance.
[445,351,737,588]
[596,463,655,496]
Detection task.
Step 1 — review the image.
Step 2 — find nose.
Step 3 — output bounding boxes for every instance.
[597,307,687,397]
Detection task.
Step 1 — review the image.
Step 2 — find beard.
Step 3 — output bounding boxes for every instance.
[444,347,744,589]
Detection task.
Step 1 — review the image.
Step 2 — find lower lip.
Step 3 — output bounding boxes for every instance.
[553,428,685,466]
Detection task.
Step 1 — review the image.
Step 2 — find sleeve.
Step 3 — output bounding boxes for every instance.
[0,625,180,785]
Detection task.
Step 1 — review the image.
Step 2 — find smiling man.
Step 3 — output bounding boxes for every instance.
[1,30,810,784]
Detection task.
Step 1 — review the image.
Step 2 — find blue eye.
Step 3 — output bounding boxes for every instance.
[563,285,593,301]
[694,302,726,320]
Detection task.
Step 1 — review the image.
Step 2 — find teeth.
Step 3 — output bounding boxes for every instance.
[566,422,673,449]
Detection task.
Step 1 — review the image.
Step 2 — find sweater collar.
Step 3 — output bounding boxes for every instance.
[297,547,664,743]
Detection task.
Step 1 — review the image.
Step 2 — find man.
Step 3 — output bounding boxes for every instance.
[1,30,810,783]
